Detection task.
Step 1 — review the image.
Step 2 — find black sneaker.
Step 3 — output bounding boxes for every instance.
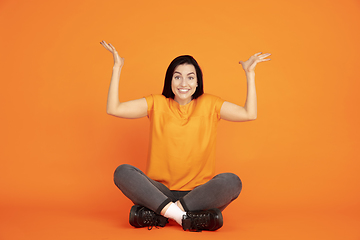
[182,208,223,232]
[129,205,168,229]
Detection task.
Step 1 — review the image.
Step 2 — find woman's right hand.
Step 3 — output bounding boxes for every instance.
[100,40,124,68]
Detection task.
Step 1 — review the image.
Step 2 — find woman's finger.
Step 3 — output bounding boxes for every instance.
[100,40,109,47]
[109,43,116,51]
[259,53,271,59]
[101,42,117,54]
[100,41,112,51]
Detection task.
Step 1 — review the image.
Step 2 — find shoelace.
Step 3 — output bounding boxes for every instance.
[141,210,160,230]
[147,218,161,230]
[188,213,210,232]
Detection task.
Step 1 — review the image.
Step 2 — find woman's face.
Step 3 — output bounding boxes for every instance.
[171,64,198,105]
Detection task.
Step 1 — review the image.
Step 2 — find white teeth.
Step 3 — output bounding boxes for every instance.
[179,89,189,92]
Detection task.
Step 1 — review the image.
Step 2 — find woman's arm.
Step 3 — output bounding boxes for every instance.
[100,41,148,119]
[220,52,271,122]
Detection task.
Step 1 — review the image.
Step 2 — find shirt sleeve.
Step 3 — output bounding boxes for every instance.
[213,95,225,120]
[145,95,154,118]
[198,94,225,120]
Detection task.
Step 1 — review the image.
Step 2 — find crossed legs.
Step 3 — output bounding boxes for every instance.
[113,164,242,215]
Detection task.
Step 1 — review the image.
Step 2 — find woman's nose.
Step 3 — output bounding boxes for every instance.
[180,79,187,86]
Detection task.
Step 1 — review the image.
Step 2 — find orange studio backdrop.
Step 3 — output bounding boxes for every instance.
[0,0,360,239]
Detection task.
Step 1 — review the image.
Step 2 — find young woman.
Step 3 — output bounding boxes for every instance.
[100,40,271,231]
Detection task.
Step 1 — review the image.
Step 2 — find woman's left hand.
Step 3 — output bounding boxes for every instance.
[239,52,271,73]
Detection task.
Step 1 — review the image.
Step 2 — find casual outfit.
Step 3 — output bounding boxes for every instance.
[113,94,242,230]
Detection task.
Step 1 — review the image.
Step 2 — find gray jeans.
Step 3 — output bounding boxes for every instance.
[114,164,242,214]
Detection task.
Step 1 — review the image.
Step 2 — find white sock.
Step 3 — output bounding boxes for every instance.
[163,203,186,226]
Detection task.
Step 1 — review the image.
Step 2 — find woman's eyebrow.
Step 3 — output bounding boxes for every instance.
[173,71,195,75]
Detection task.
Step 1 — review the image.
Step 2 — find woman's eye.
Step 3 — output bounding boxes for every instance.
[174,76,180,79]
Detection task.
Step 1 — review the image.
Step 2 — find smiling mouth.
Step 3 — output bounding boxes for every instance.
[178,89,190,93]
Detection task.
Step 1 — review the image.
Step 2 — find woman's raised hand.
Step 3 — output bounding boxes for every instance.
[100,40,124,68]
[239,52,271,73]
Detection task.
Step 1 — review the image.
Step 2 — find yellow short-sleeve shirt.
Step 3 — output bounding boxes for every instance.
[145,93,225,191]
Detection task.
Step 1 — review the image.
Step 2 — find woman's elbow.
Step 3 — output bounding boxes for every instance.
[248,114,257,121]
[106,107,117,116]
[106,107,111,115]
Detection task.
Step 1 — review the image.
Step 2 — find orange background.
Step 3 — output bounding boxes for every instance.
[1,0,360,239]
